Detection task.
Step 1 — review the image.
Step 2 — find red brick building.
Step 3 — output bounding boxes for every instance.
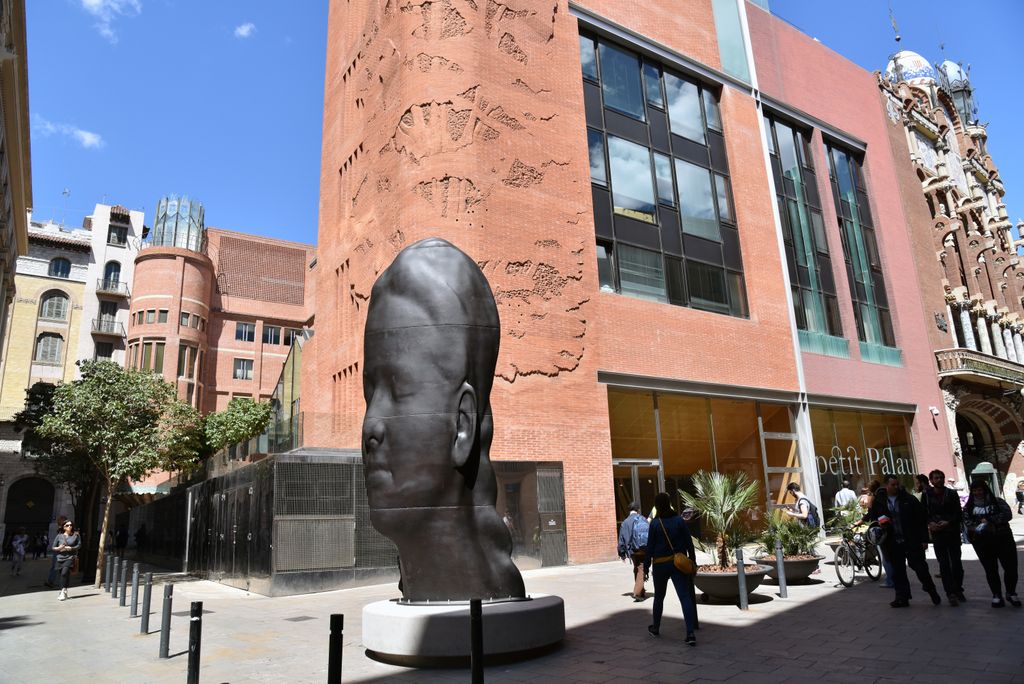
[126,196,314,414]
[295,0,963,567]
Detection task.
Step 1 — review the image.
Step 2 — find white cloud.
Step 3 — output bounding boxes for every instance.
[234,22,256,39]
[79,0,142,44]
[33,115,105,149]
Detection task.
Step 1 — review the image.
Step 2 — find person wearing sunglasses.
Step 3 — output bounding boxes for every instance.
[52,520,80,601]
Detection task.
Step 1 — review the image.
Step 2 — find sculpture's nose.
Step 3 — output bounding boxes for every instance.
[363,417,385,454]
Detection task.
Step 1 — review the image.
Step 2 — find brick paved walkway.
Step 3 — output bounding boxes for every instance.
[3,520,1023,683]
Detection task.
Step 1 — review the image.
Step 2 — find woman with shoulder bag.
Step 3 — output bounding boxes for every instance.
[52,520,81,602]
[645,492,698,646]
[963,481,1019,608]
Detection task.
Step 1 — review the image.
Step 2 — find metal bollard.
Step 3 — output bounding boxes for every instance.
[470,598,483,684]
[130,563,140,617]
[140,573,153,635]
[104,553,112,592]
[187,601,203,684]
[119,563,129,607]
[736,548,749,610]
[774,539,788,599]
[111,558,120,599]
[328,614,343,684]
[159,584,173,658]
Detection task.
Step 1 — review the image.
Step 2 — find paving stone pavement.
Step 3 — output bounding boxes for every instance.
[2,520,1023,683]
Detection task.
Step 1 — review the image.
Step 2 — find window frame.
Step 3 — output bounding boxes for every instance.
[48,258,71,279]
[262,325,281,345]
[39,291,70,321]
[33,333,64,364]
[233,357,254,380]
[235,322,255,343]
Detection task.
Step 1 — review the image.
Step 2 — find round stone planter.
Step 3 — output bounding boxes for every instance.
[693,564,772,603]
[752,555,825,583]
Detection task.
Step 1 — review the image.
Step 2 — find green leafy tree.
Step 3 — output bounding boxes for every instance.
[204,397,273,452]
[680,470,761,569]
[37,361,203,586]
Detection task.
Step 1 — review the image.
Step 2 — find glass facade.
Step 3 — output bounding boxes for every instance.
[825,145,900,363]
[149,195,206,252]
[582,33,748,317]
[607,387,798,530]
[766,115,845,355]
[811,408,917,514]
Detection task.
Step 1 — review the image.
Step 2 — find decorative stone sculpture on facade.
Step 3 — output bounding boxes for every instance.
[362,236,525,602]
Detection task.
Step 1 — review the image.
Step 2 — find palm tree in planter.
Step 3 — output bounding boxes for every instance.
[755,513,825,582]
[680,470,771,603]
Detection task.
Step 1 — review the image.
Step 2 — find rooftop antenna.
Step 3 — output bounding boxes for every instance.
[60,188,70,228]
[888,4,903,81]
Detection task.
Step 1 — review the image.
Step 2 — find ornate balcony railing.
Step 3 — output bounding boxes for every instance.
[935,347,1024,385]
[91,318,126,337]
[96,278,130,296]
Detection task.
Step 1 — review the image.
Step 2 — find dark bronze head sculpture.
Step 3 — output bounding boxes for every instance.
[362,237,526,602]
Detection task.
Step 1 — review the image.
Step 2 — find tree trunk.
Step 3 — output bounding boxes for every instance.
[79,475,102,584]
[93,476,117,588]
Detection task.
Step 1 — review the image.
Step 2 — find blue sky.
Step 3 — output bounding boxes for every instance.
[770,0,1024,235]
[27,1,327,244]
[26,2,1022,247]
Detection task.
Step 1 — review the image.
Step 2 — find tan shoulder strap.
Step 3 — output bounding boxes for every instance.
[658,518,675,553]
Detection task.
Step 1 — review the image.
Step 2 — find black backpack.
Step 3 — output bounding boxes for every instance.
[798,496,821,528]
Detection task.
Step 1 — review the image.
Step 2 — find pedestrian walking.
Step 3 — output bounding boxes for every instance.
[864,474,941,608]
[45,515,67,588]
[9,527,28,576]
[1015,482,1024,515]
[834,481,857,508]
[52,520,81,601]
[923,469,965,605]
[645,492,698,646]
[617,501,650,601]
[33,532,48,560]
[963,480,1020,608]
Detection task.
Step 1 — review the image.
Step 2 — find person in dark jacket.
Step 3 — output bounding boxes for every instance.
[963,480,1019,607]
[924,469,966,605]
[864,474,941,608]
[645,492,698,645]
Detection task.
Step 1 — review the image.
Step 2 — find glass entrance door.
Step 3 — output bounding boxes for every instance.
[612,460,661,524]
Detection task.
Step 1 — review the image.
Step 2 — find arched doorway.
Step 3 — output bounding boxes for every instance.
[3,476,55,551]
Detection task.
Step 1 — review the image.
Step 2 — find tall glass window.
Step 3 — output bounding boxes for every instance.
[598,43,645,121]
[826,144,898,354]
[766,116,843,351]
[581,33,747,318]
[608,136,656,223]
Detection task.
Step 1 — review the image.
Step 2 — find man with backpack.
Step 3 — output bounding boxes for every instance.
[784,482,821,528]
[617,501,651,601]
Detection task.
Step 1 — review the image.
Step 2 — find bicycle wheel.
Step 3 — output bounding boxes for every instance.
[835,543,856,587]
[863,544,881,581]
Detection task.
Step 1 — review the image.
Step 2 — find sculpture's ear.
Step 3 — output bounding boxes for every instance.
[451,382,477,469]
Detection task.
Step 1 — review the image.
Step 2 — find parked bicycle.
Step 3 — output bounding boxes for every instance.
[833,523,881,587]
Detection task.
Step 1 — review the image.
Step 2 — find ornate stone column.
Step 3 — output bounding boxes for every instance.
[959,305,977,351]
[946,304,960,347]
[1002,327,1018,363]
[976,314,993,355]
[1013,331,1024,363]
[942,386,967,484]
[991,319,1008,359]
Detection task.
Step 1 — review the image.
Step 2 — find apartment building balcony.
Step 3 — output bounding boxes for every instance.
[92,318,126,337]
[96,278,130,297]
[935,347,1024,388]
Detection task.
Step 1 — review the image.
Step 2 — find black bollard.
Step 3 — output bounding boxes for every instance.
[140,573,153,635]
[328,614,343,684]
[130,563,140,617]
[774,540,788,599]
[119,563,128,607]
[159,584,173,658]
[187,601,203,684]
[736,548,749,610]
[470,598,483,683]
[104,553,112,592]
[111,558,120,599]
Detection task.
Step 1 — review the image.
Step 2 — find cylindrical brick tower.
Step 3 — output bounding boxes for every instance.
[126,196,213,409]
